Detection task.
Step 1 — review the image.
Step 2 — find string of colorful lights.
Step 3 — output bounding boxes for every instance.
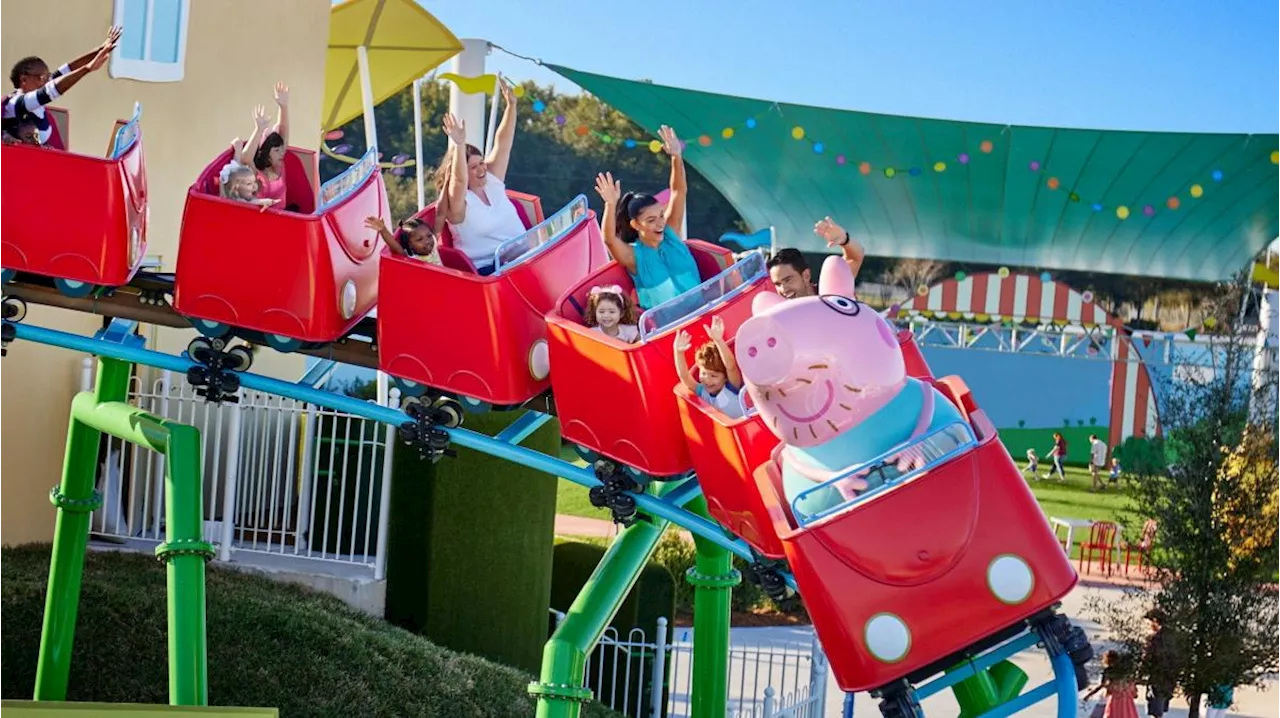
[519,95,1280,226]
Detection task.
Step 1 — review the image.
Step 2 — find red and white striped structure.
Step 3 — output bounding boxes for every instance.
[902,272,1161,447]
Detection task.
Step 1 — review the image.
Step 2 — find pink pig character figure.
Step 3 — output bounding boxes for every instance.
[734,256,965,519]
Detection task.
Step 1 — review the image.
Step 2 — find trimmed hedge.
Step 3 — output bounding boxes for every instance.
[0,545,620,718]
[385,410,561,675]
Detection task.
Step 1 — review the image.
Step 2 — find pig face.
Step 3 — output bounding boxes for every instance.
[735,256,906,447]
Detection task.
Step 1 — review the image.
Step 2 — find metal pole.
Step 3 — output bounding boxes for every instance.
[484,72,501,155]
[64,392,213,705]
[151,369,171,538]
[34,357,130,701]
[531,484,677,718]
[1250,289,1278,424]
[373,388,399,580]
[448,39,489,149]
[158,421,211,705]
[685,494,738,718]
[356,45,379,152]
[217,401,243,562]
[650,616,668,718]
[79,356,93,391]
[412,77,426,210]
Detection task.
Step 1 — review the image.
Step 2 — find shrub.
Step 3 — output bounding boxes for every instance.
[1,545,621,718]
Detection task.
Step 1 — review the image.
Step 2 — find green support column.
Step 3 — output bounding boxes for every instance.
[34,358,130,701]
[684,495,739,718]
[153,421,214,706]
[35,358,214,705]
[530,483,675,718]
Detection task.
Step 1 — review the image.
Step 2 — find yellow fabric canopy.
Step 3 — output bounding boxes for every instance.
[324,0,462,131]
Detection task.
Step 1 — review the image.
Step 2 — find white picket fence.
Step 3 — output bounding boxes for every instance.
[85,361,397,578]
[551,610,828,718]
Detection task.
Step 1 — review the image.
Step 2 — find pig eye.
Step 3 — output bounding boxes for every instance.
[821,295,861,316]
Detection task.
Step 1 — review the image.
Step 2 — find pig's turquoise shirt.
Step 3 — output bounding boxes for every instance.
[780,378,964,516]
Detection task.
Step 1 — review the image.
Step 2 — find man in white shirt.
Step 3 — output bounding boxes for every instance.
[1088,434,1108,490]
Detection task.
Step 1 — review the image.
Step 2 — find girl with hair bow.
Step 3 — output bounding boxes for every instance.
[219,138,278,211]
[584,284,640,343]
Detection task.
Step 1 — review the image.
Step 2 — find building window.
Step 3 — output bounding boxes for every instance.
[110,0,190,83]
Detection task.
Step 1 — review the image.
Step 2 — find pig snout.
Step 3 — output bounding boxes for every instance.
[736,316,794,386]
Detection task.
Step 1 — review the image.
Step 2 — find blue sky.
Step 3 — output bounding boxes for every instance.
[419,0,1278,134]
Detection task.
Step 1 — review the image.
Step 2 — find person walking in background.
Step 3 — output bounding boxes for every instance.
[1143,611,1178,718]
[1089,434,1109,491]
[1023,448,1040,479]
[1043,432,1067,481]
[1082,650,1140,718]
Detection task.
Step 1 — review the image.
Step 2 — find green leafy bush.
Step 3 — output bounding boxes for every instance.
[1,546,621,718]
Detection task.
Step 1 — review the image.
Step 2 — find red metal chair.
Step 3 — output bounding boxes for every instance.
[1078,521,1118,576]
[1121,520,1158,577]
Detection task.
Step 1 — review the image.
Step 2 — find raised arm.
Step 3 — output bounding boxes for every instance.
[441,114,469,225]
[706,316,742,388]
[485,79,518,182]
[594,172,636,273]
[19,40,115,111]
[659,125,687,235]
[365,216,405,256]
[63,26,121,74]
[814,216,867,284]
[673,331,698,393]
[271,81,289,145]
[239,105,269,166]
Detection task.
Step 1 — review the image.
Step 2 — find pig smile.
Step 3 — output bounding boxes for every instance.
[776,380,835,423]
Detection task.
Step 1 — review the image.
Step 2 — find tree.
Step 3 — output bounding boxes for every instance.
[322,78,748,241]
[1087,272,1278,718]
[882,258,948,293]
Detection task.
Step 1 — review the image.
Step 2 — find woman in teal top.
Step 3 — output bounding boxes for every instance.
[594,125,701,309]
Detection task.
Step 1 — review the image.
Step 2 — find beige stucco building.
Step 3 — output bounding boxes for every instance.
[2,0,329,544]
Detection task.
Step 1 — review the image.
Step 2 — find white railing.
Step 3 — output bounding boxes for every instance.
[549,610,827,718]
[85,360,397,578]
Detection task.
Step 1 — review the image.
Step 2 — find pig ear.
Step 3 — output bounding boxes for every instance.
[752,291,786,315]
[818,256,854,297]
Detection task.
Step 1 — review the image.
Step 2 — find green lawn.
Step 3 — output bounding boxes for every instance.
[1028,465,1131,525]
[556,447,1140,540]
[555,443,602,520]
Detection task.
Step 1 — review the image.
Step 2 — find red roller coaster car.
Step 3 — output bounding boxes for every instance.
[1,105,147,296]
[675,329,937,559]
[173,146,385,351]
[547,246,771,477]
[378,194,609,408]
[749,376,1076,692]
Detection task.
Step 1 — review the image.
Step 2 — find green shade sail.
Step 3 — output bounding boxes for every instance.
[549,65,1278,282]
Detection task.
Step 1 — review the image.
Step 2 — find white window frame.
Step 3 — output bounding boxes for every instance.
[109,0,191,83]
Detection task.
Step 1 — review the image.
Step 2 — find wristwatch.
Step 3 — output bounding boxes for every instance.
[840,231,851,247]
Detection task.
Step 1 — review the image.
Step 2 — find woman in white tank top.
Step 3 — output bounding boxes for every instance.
[435,80,525,275]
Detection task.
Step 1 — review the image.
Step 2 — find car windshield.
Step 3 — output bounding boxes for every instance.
[636,250,766,341]
[110,102,142,159]
[318,147,378,212]
[791,421,978,527]
[492,194,589,274]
